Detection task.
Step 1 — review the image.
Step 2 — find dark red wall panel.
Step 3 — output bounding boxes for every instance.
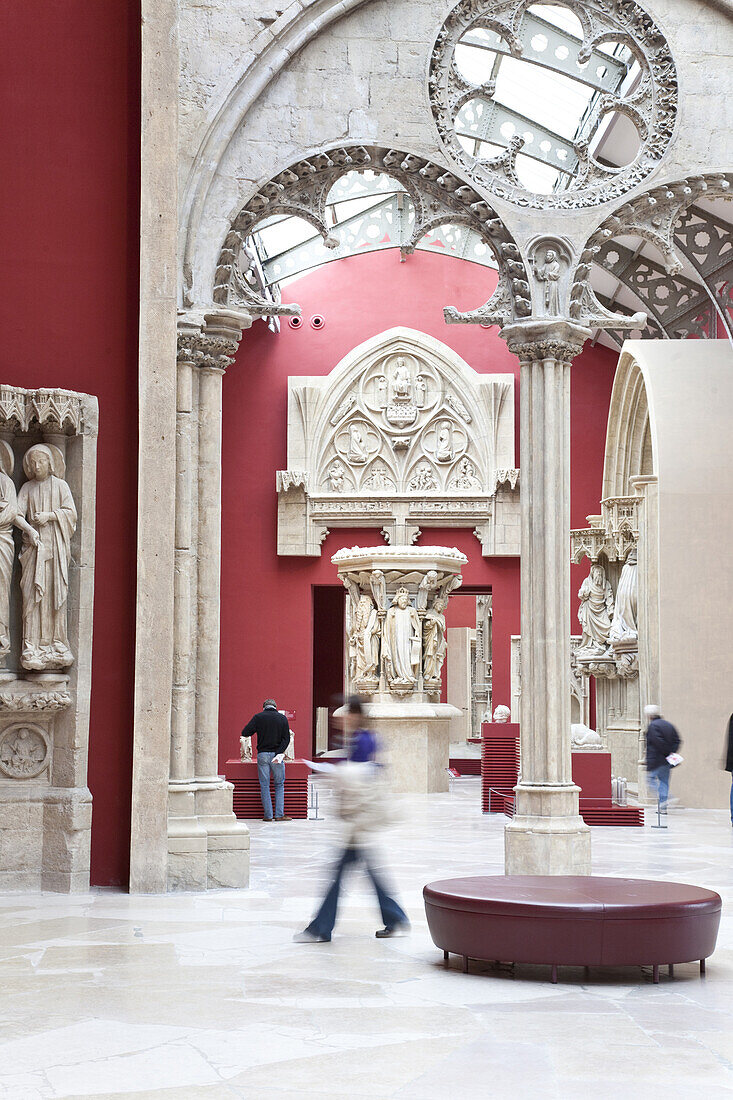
[2,3,140,885]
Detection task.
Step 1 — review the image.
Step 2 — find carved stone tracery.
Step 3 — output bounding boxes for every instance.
[276,329,519,556]
[429,0,677,211]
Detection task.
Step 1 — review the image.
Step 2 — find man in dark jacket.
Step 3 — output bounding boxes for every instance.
[644,705,681,809]
[241,699,291,821]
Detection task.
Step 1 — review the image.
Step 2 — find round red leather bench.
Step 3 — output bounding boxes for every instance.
[423,876,721,983]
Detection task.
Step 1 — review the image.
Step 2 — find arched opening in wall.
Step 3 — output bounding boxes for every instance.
[450,3,639,195]
[240,170,499,304]
[602,355,654,500]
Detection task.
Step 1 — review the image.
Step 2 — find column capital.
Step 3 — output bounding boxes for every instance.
[176,309,254,373]
[501,319,592,364]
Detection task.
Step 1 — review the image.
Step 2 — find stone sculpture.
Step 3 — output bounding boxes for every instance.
[492,704,511,723]
[328,459,345,492]
[608,548,638,645]
[577,564,614,653]
[377,375,388,409]
[535,249,562,315]
[417,569,438,611]
[449,457,481,491]
[383,587,422,689]
[414,375,426,408]
[363,461,394,491]
[17,444,77,670]
[369,568,386,611]
[423,596,448,683]
[436,420,454,462]
[0,724,48,778]
[348,424,368,464]
[408,463,438,492]
[349,594,381,683]
[571,723,603,749]
[392,358,412,400]
[0,443,18,659]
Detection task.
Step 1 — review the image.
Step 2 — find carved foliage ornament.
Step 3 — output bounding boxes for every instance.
[429,0,677,210]
[215,144,530,328]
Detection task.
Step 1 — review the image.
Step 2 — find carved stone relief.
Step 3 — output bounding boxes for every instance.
[277,328,519,556]
[0,385,97,892]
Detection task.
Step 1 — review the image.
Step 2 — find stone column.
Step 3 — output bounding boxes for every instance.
[166,325,207,889]
[502,321,591,875]
[191,311,251,889]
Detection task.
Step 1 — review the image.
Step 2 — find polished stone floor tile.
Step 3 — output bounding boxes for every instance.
[0,780,732,1098]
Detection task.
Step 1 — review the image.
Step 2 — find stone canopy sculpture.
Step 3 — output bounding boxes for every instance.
[577,563,614,653]
[17,444,77,670]
[332,545,466,702]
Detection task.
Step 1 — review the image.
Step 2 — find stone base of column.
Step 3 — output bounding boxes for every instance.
[504,783,591,875]
[167,786,209,891]
[365,703,460,793]
[194,782,250,889]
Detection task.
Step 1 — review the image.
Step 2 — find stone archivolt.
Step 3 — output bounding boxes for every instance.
[277,328,518,556]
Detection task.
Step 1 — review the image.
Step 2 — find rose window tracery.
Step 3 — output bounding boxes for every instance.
[430,0,677,210]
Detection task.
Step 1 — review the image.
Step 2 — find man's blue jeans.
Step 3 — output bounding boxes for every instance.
[257,752,285,820]
[305,845,408,940]
[648,763,671,808]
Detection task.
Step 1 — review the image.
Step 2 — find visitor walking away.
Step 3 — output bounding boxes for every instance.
[724,715,733,826]
[294,696,409,943]
[241,699,291,821]
[645,704,682,811]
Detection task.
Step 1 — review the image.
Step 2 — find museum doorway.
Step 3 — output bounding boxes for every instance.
[311,584,345,755]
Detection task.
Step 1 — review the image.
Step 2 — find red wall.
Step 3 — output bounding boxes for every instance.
[220,249,617,761]
[3,3,140,885]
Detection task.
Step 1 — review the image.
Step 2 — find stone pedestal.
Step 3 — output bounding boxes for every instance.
[357,702,459,793]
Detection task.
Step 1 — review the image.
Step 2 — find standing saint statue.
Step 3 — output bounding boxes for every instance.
[349,594,380,682]
[0,443,18,659]
[17,444,77,670]
[608,548,638,645]
[577,563,614,653]
[382,587,421,689]
[535,249,562,315]
[422,597,447,683]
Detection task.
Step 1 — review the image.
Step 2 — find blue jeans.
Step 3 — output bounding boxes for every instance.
[648,763,671,807]
[257,752,285,819]
[305,845,408,940]
[729,775,733,825]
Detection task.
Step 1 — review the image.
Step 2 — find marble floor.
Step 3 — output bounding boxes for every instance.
[1,778,733,1100]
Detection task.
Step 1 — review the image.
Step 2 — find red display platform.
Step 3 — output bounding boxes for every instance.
[481,723,520,814]
[572,752,644,826]
[481,731,643,825]
[225,759,310,820]
[449,757,481,776]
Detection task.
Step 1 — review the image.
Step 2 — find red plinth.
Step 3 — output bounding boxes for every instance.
[481,723,520,815]
[572,751,644,827]
[225,759,310,820]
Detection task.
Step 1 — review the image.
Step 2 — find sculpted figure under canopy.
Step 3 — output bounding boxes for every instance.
[0,443,19,658]
[382,587,421,688]
[608,548,638,645]
[17,444,77,670]
[577,563,614,652]
[422,596,447,683]
[349,594,380,682]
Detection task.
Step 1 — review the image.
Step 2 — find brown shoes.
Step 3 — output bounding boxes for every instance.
[274,816,293,822]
